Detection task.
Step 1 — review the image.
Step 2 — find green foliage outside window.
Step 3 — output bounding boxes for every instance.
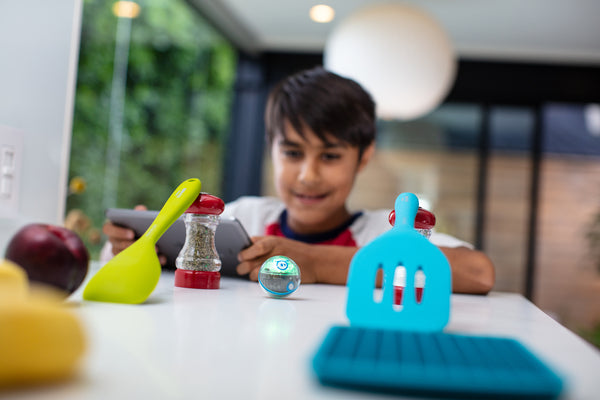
[67,0,237,257]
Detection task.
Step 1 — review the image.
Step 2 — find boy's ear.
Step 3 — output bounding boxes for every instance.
[358,143,375,172]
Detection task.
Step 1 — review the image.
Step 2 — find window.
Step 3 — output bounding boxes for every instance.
[66,0,236,258]
[536,103,600,328]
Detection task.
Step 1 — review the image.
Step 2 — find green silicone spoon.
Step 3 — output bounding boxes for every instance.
[83,178,202,304]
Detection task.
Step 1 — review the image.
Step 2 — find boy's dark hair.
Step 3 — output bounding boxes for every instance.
[265,66,376,157]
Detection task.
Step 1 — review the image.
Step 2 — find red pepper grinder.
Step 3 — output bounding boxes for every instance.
[174,193,225,289]
[388,207,436,238]
[388,206,436,307]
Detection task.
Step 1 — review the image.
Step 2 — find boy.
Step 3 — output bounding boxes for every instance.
[103,67,494,294]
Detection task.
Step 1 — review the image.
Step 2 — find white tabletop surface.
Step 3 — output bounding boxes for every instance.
[9,265,600,400]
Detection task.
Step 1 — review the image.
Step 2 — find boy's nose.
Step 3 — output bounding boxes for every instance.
[299,159,320,184]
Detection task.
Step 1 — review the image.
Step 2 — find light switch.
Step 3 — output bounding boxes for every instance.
[1,145,16,198]
[0,126,23,218]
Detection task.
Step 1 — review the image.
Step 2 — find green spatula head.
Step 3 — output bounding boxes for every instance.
[83,178,202,304]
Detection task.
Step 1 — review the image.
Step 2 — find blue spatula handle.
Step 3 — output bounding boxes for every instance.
[393,193,419,230]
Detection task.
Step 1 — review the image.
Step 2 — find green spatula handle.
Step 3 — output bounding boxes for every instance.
[141,178,202,244]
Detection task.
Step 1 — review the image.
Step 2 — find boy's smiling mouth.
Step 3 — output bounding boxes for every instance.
[293,191,328,204]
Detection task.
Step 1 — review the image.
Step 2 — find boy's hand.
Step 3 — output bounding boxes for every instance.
[236,237,359,285]
[236,236,319,283]
[102,205,167,266]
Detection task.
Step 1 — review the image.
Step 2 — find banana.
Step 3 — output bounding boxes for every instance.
[0,259,86,389]
[0,258,27,302]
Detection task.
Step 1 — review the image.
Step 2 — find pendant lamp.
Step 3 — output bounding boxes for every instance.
[324,3,456,120]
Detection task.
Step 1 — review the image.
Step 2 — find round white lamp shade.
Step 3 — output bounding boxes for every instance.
[324,3,456,120]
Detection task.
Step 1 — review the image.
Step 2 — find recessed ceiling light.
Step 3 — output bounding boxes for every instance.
[310,4,335,23]
[112,1,141,19]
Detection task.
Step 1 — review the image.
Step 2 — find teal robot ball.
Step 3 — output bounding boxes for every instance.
[258,256,301,297]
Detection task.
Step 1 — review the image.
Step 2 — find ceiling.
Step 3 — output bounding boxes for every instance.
[187,0,600,65]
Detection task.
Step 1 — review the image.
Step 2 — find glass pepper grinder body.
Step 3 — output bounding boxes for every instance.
[177,213,221,271]
[174,193,225,289]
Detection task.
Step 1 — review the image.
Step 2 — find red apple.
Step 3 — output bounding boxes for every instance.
[4,223,89,295]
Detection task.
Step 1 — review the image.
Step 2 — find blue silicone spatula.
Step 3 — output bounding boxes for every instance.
[346,192,452,331]
[83,178,202,304]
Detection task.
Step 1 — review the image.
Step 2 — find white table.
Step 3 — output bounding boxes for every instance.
[11,268,600,400]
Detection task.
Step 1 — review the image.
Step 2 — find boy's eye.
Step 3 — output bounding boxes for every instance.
[321,153,342,161]
[283,149,303,159]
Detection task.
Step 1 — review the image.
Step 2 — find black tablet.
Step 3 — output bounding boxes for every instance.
[105,208,252,277]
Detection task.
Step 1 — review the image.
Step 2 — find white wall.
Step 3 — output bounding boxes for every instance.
[0,0,82,253]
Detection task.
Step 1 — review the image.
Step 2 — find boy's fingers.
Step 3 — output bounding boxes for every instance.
[236,260,261,279]
[236,260,253,276]
[237,236,270,262]
[111,241,128,255]
[158,254,167,266]
[103,222,135,240]
[103,206,144,241]
[248,267,260,281]
[237,237,281,278]
[103,222,136,256]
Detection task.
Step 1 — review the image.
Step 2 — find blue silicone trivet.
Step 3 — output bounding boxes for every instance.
[312,326,563,399]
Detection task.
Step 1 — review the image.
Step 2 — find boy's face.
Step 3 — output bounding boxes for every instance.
[271,120,373,234]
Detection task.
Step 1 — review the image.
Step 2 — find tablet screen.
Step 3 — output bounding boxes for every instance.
[105,209,251,278]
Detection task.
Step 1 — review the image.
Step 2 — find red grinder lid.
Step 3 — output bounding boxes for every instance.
[388,207,436,229]
[185,192,225,215]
